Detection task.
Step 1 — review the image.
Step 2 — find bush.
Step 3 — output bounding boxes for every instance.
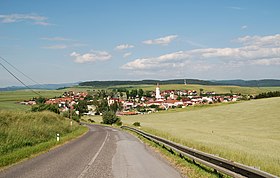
[133,122,141,127]
[61,110,80,122]
[102,111,121,125]
[31,104,60,114]
[115,120,122,126]
[88,118,95,123]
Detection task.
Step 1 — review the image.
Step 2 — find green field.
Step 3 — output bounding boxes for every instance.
[121,97,280,176]
[0,110,87,168]
[0,90,64,111]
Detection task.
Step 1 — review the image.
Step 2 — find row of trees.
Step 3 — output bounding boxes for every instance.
[126,89,145,98]
[255,91,280,99]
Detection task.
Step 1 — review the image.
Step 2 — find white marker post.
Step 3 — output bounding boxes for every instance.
[56,133,60,142]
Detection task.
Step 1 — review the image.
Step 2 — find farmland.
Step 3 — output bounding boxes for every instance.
[0,90,63,111]
[1,85,280,175]
[121,97,280,176]
[1,84,280,110]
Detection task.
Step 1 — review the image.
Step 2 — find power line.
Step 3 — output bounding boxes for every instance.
[0,56,44,88]
[0,61,43,97]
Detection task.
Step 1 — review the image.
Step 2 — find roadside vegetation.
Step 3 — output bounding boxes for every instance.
[121,97,280,176]
[0,110,87,169]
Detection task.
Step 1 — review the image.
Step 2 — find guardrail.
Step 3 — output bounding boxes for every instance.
[121,126,278,178]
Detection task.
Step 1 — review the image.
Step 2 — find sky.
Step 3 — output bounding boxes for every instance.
[0,0,280,87]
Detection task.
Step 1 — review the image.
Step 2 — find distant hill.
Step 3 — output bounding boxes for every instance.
[79,79,280,87]
[0,82,78,91]
[212,79,280,87]
[79,79,217,87]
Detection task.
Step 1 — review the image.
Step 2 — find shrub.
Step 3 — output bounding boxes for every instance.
[133,122,141,127]
[31,104,60,114]
[61,110,80,122]
[115,120,122,126]
[88,118,95,123]
[102,111,121,125]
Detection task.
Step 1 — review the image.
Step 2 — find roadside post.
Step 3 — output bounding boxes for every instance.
[56,133,60,142]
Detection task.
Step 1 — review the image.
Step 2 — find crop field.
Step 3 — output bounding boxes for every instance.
[0,90,64,111]
[121,97,280,176]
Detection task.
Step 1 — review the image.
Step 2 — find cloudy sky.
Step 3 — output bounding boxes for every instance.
[1,0,280,87]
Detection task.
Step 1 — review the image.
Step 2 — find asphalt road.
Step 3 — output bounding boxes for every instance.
[0,124,182,178]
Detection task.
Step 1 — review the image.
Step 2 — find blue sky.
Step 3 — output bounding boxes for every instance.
[1,0,280,87]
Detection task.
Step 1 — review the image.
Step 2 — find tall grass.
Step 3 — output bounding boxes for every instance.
[0,110,87,168]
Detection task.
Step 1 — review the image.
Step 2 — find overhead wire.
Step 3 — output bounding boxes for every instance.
[0,56,44,88]
[0,60,43,97]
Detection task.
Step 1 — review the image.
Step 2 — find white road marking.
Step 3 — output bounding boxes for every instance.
[77,131,109,178]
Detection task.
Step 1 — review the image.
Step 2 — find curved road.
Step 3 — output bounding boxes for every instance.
[0,124,182,178]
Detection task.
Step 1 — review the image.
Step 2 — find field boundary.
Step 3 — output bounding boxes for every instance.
[121,126,278,178]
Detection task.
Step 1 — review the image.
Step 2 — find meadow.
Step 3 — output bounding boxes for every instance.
[0,110,87,168]
[121,97,280,176]
[0,90,64,111]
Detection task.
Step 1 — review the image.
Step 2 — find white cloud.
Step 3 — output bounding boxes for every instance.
[34,21,52,26]
[0,13,51,26]
[237,34,280,47]
[123,52,132,58]
[115,44,134,50]
[70,51,112,63]
[122,34,280,74]
[241,25,248,29]
[43,45,67,49]
[143,35,178,45]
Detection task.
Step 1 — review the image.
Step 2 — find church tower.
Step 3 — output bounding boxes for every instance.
[155,83,161,100]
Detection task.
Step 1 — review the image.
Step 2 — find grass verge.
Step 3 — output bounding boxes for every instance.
[0,110,88,169]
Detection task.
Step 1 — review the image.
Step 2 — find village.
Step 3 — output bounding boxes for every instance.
[20,84,241,116]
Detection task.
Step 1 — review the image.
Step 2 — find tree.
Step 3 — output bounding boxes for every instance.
[138,89,144,98]
[110,102,118,113]
[199,88,204,96]
[74,100,88,117]
[145,91,152,97]
[102,110,121,125]
[176,96,182,101]
[95,99,109,114]
[126,90,130,98]
[84,95,93,101]
[35,97,46,104]
[130,89,138,98]
[120,92,123,98]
